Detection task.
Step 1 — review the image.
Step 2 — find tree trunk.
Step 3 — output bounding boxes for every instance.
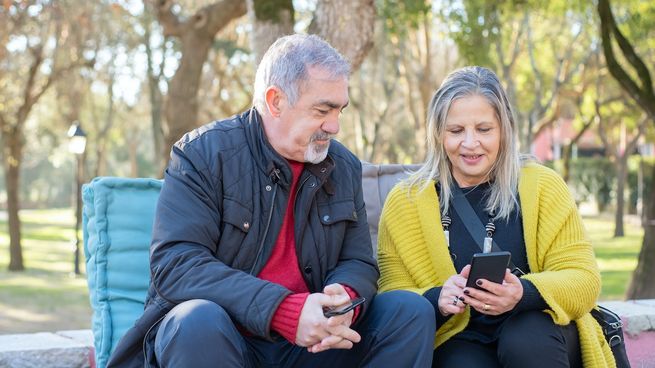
[246,0,294,64]
[157,0,247,165]
[310,0,375,71]
[164,33,214,157]
[627,163,655,298]
[143,14,166,174]
[5,131,24,271]
[614,156,627,237]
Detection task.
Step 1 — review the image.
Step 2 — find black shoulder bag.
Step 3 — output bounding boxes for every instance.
[450,185,631,368]
[590,306,631,368]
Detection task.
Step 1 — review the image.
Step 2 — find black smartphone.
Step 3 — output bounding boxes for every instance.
[323,297,366,318]
[465,251,511,290]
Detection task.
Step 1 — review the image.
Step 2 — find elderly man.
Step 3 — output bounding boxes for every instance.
[107,34,434,368]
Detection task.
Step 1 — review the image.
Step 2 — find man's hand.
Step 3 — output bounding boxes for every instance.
[306,284,361,353]
[296,284,361,353]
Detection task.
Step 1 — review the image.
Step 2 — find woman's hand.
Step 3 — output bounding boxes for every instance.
[460,269,523,315]
[437,265,471,316]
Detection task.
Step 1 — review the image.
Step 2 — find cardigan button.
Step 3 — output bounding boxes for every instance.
[265,185,272,192]
[304,266,312,274]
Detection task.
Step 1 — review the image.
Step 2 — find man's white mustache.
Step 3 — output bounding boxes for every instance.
[310,132,335,142]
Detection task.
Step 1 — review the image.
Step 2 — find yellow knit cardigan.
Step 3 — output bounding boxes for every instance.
[377,163,615,368]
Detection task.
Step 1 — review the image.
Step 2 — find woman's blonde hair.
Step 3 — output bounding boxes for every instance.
[407,66,529,221]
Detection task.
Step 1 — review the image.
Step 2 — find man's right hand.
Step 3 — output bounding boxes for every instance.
[295,292,361,351]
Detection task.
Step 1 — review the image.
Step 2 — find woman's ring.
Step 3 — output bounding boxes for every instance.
[452,296,459,306]
[483,304,490,312]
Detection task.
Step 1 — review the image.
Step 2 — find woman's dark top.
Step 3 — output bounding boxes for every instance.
[423,182,548,343]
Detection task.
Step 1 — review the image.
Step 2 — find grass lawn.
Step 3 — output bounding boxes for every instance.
[584,214,643,300]
[0,208,645,334]
[0,209,92,334]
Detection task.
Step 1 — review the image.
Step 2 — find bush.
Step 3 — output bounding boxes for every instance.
[567,157,615,213]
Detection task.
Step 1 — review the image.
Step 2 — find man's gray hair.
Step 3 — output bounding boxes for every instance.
[253,34,350,113]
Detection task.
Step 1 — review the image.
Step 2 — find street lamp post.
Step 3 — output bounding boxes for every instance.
[68,121,87,275]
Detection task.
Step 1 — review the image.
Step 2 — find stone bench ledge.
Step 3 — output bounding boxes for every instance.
[600,299,655,336]
[0,330,93,368]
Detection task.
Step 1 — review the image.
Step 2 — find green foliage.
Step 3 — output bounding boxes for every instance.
[438,0,503,67]
[252,0,294,23]
[566,157,616,212]
[551,155,652,216]
[379,0,431,36]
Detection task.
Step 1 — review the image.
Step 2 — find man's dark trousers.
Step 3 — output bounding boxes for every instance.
[154,290,435,367]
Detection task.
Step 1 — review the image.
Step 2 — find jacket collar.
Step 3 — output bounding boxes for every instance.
[243,108,335,189]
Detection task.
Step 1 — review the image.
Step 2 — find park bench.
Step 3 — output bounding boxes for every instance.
[1,163,653,368]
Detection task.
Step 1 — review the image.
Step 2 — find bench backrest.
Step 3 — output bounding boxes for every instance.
[82,162,418,367]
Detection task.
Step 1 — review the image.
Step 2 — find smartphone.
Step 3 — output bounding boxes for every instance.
[323,297,366,318]
[465,251,511,290]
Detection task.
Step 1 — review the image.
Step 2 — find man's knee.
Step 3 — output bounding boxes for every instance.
[156,299,237,354]
[371,290,435,329]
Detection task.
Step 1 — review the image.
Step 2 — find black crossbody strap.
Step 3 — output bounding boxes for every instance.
[450,184,524,276]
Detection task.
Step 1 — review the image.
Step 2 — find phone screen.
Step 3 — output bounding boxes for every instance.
[465,251,511,290]
[323,297,366,318]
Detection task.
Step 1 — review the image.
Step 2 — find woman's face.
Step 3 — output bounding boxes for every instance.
[443,94,501,187]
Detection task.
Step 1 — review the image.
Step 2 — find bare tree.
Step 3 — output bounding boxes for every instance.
[154,0,247,165]
[142,3,170,172]
[0,3,92,271]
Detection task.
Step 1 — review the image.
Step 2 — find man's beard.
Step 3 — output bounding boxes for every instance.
[304,131,334,164]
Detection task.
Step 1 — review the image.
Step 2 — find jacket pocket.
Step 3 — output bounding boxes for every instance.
[222,198,253,233]
[318,199,357,225]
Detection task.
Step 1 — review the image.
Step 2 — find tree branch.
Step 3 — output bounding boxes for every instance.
[17,45,46,125]
[153,0,184,37]
[598,0,655,118]
[198,0,246,38]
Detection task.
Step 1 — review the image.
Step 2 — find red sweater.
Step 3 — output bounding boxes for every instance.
[258,161,359,343]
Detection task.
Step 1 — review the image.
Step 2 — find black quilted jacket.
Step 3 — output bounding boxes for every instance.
[107,109,379,367]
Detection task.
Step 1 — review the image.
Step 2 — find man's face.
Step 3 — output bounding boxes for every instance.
[271,67,349,163]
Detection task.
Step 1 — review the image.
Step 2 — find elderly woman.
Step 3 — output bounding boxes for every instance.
[377,66,615,368]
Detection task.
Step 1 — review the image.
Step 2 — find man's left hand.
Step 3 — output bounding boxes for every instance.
[307,283,361,353]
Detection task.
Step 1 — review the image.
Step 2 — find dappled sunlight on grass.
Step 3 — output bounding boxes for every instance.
[582,215,642,301]
[0,208,91,333]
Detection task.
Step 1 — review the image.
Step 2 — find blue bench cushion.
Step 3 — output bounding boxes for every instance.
[82,177,162,368]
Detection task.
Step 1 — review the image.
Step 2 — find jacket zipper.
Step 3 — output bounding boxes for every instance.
[294,173,319,285]
[249,170,280,275]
